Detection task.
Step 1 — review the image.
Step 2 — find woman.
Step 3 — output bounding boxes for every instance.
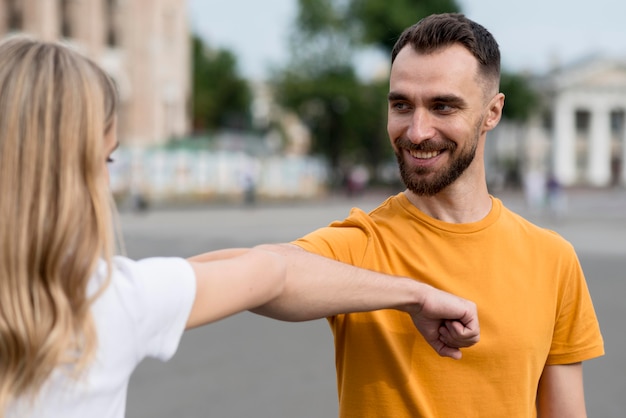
[0,36,285,417]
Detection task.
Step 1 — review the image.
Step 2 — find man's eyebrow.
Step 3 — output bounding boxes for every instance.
[432,94,467,107]
[387,91,407,101]
[387,92,467,107]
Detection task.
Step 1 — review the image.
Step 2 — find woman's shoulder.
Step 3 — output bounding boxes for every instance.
[89,256,196,330]
[91,256,194,293]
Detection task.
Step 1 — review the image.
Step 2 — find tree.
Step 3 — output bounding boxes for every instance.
[348,0,459,51]
[191,35,252,133]
[273,0,461,185]
[499,72,539,122]
[274,65,358,177]
[497,71,541,189]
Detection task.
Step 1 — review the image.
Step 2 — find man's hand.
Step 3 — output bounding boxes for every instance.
[405,284,480,360]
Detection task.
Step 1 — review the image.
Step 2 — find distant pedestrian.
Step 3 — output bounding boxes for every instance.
[546,172,567,218]
[241,168,257,206]
[523,168,546,214]
[346,164,370,197]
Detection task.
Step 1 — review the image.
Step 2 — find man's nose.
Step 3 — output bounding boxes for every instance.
[406,108,436,144]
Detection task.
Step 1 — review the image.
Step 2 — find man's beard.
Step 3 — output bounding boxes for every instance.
[394,129,479,196]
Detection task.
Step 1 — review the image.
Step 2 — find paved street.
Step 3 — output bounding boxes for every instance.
[123,187,626,417]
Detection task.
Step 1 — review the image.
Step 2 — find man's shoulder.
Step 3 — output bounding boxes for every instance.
[292,194,406,260]
[326,193,406,227]
[499,203,575,251]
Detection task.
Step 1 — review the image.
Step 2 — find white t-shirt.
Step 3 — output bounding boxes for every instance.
[7,256,196,418]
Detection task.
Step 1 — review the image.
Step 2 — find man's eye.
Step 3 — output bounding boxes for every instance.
[392,102,410,111]
[433,103,453,112]
[106,157,115,164]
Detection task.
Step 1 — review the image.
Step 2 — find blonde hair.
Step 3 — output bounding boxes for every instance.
[0,36,118,410]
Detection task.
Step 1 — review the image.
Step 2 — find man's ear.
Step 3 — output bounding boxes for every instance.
[484,92,505,131]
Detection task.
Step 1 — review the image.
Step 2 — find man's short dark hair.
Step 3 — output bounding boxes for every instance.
[391,13,500,87]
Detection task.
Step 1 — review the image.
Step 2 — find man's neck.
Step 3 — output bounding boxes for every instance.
[403,182,492,224]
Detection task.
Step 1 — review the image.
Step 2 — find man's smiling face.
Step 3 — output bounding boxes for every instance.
[387,43,489,196]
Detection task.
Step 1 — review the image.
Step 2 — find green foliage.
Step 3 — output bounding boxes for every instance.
[274,66,360,168]
[500,71,539,122]
[191,35,252,132]
[347,79,392,170]
[274,64,392,175]
[348,0,460,52]
[296,0,345,35]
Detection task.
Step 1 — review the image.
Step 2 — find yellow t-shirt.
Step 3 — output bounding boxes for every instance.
[294,193,604,418]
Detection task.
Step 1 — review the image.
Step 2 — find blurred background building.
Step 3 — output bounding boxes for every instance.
[540,57,626,187]
[2,0,624,205]
[0,0,190,147]
[0,0,325,204]
[488,56,626,193]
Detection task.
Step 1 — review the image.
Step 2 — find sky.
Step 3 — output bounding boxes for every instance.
[187,0,626,80]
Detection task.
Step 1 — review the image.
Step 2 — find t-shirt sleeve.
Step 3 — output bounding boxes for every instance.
[292,207,372,264]
[111,256,197,362]
[546,249,605,365]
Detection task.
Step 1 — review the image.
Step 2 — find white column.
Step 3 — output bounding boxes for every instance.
[588,107,612,186]
[553,99,577,185]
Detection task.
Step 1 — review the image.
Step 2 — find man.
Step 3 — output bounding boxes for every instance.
[255,13,604,417]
